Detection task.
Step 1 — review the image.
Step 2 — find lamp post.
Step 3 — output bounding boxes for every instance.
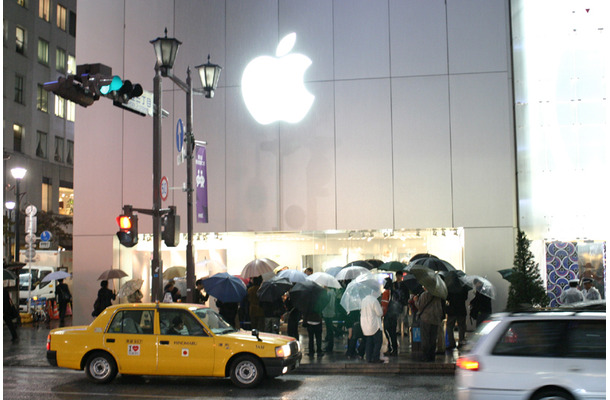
[10,167,27,263]
[151,30,221,303]
[5,201,16,261]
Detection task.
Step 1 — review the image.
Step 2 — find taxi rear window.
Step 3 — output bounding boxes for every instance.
[108,310,154,334]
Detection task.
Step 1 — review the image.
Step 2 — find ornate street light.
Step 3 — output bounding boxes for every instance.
[11,167,27,263]
[148,30,221,302]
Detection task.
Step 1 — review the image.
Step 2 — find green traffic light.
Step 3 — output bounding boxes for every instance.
[100,76,123,95]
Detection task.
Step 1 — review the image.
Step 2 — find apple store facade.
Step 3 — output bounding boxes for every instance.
[72,0,608,323]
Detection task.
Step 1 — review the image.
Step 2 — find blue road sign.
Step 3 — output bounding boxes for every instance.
[176,119,184,153]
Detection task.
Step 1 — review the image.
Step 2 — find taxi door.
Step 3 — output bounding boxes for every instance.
[157,309,215,376]
[103,308,157,374]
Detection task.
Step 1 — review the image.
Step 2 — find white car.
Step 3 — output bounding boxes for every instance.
[455,301,606,400]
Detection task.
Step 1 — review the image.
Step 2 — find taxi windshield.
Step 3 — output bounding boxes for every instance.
[193,308,236,335]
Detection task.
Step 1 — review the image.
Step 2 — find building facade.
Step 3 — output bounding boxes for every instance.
[3,0,77,245]
[70,0,607,324]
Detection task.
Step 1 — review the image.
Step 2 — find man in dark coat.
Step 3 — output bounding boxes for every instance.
[446,286,468,349]
[56,279,71,327]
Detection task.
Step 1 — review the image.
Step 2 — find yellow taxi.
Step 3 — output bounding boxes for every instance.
[46,302,301,388]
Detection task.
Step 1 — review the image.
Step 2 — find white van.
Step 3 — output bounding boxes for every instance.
[18,266,56,312]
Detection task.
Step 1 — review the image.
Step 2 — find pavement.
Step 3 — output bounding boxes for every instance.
[3,317,457,375]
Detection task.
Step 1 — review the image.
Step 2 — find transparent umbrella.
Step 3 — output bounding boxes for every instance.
[335,266,371,281]
[278,269,308,283]
[460,275,496,299]
[339,273,384,313]
[407,265,448,299]
[241,258,279,279]
[306,272,341,289]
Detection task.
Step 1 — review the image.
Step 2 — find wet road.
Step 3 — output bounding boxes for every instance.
[3,366,455,400]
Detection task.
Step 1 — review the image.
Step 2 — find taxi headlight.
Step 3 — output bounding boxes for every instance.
[275,344,291,358]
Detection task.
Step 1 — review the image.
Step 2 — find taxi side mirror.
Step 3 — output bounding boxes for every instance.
[252,329,262,342]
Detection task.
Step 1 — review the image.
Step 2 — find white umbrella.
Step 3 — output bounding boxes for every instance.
[241,258,279,278]
[117,279,144,298]
[335,266,371,281]
[339,273,384,312]
[41,270,71,282]
[307,272,341,289]
[278,269,307,283]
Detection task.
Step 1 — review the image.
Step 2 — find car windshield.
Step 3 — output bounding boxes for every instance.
[461,319,501,353]
[193,308,236,335]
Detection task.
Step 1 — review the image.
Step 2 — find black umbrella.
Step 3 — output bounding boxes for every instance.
[498,268,514,282]
[288,280,329,314]
[439,270,469,293]
[402,275,423,293]
[257,276,292,302]
[344,260,375,270]
[404,255,456,272]
[365,259,384,269]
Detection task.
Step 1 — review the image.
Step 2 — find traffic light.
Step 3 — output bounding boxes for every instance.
[116,207,138,248]
[162,206,180,247]
[102,78,143,104]
[43,76,96,107]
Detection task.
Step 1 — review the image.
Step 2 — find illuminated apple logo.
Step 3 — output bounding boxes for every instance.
[242,33,314,125]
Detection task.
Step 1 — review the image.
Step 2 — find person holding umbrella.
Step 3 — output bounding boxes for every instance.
[56,279,71,327]
[92,280,115,317]
[469,278,492,326]
[360,294,384,363]
[414,286,444,362]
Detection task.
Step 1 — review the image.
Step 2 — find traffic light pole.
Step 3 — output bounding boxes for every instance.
[152,65,163,302]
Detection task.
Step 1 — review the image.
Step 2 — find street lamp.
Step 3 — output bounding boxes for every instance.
[151,30,221,302]
[10,167,27,263]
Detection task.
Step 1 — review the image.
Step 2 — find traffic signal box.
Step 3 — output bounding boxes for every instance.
[117,208,138,248]
[162,206,180,247]
[43,63,143,109]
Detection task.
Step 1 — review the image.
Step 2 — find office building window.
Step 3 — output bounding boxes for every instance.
[13,124,24,152]
[66,140,74,165]
[38,38,49,65]
[36,131,48,158]
[14,75,24,104]
[39,0,50,21]
[56,47,66,72]
[57,5,67,31]
[59,184,74,215]
[66,100,75,122]
[55,95,65,118]
[54,137,64,162]
[16,26,25,54]
[37,84,48,112]
[69,11,76,37]
[42,177,52,212]
[67,54,76,74]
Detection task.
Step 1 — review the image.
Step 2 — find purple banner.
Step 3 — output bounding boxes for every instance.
[195,144,208,223]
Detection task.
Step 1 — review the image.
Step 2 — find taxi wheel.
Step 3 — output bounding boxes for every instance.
[85,352,118,384]
[229,355,264,388]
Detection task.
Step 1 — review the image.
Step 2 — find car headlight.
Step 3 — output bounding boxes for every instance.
[275,344,291,358]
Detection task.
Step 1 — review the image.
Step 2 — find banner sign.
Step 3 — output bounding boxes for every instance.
[195,144,208,223]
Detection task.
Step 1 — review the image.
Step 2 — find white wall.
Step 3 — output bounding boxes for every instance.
[73,0,516,324]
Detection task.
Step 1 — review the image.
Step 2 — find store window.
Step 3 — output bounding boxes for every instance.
[66,140,74,165]
[54,137,64,162]
[39,0,50,21]
[14,75,24,104]
[36,131,48,159]
[42,177,52,212]
[57,5,67,31]
[13,124,24,152]
[15,26,25,54]
[38,38,49,65]
[37,84,48,112]
[66,100,75,122]
[67,54,76,74]
[55,95,65,118]
[56,47,66,72]
[59,184,73,215]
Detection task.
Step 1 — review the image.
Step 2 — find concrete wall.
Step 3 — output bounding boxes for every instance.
[72,0,516,324]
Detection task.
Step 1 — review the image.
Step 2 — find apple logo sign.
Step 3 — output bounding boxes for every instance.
[242,33,314,125]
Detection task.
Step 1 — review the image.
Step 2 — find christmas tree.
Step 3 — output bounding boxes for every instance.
[506,230,549,310]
